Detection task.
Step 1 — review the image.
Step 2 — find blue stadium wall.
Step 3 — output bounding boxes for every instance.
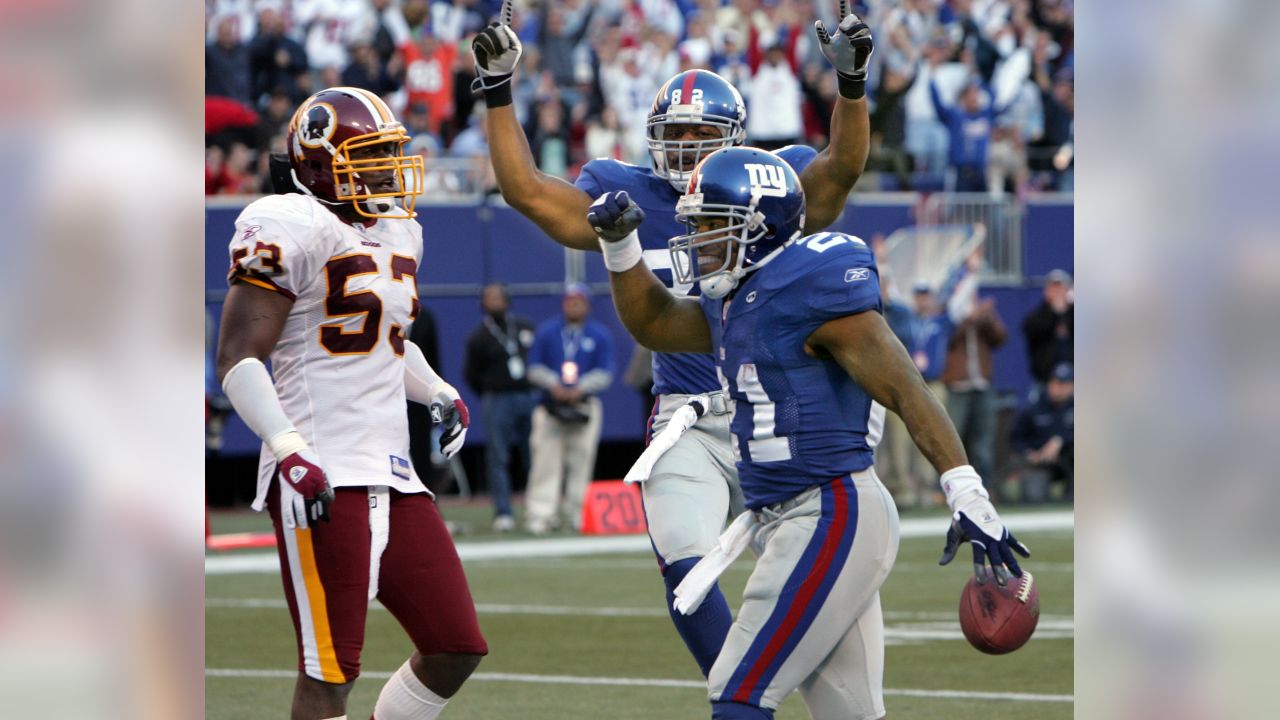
[206,196,1073,456]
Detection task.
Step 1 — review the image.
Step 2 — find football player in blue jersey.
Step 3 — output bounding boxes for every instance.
[588,147,1030,720]
[471,0,878,678]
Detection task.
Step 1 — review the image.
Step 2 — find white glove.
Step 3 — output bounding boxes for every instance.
[937,466,1031,584]
[814,1,874,99]
[428,382,469,459]
[471,0,522,80]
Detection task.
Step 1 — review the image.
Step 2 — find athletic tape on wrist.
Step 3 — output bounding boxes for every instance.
[940,464,989,511]
[599,230,642,272]
[267,430,309,461]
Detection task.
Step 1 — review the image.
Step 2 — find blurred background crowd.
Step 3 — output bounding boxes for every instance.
[205,0,1074,197]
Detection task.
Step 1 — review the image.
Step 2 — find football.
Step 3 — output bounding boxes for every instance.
[958,571,1039,654]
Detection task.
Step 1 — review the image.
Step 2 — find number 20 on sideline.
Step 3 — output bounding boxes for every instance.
[579,481,648,535]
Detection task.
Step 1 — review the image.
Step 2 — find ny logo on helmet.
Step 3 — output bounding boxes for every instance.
[745,163,788,198]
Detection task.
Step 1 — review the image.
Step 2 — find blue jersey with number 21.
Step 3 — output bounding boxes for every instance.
[701,233,883,509]
[575,145,817,396]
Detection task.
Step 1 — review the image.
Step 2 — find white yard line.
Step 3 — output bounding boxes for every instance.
[206,667,1072,703]
[207,511,1073,575]
[205,598,1074,640]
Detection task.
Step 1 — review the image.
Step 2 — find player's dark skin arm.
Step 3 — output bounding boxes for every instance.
[214,281,293,383]
[606,262,712,354]
[799,95,870,233]
[806,310,969,473]
[485,103,599,251]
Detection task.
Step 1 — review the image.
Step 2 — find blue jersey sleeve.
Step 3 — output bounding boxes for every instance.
[575,159,609,200]
[800,242,883,323]
[775,144,819,177]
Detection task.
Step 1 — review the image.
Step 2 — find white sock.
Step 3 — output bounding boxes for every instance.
[373,660,449,720]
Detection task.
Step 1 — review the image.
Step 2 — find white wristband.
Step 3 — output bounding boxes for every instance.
[267,430,309,462]
[939,464,989,512]
[599,230,642,272]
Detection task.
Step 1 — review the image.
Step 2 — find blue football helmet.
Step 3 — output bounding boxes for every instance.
[669,147,806,299]
[647,70,747,191]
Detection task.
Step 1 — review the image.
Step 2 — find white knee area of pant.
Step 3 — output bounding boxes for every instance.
[373,660,448,720]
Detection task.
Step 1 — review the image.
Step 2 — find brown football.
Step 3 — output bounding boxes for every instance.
[958,571,1039,654]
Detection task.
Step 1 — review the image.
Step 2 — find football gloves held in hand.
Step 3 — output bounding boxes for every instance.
[587,191,646,242]
[429,387,470,459]
[814,1,874,99]
[279,449,334,525]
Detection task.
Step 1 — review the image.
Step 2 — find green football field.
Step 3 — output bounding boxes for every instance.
[206,502,1073,719]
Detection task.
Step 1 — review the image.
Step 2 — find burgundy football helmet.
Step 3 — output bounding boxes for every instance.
[286,87,423,219]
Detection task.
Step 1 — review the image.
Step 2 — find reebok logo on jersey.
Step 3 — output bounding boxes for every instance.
[240,225,262,241]
[845,268,870,282]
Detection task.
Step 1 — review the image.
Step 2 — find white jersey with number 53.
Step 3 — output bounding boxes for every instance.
[228,193,427,509]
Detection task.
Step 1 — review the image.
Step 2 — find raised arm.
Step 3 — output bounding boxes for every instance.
[929,79,954,126]
[800,95,869,232]
[484,104,600,251]
[590,192,712,353]
[472,1,600,251]
[803,4,875,231]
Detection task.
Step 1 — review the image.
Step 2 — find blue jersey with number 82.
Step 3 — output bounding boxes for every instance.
[701,233,882,509]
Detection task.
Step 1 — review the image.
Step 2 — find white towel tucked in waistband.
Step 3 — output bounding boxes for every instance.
[624,402,701,483]
[673,511,760,615]
[367,486,391,602]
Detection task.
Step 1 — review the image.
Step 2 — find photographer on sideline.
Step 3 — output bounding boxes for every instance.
[524,284,615,534]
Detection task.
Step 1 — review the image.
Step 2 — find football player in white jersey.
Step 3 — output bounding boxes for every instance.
[215,87,486,720]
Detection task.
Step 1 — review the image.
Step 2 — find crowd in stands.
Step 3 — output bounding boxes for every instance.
[871,251,1074,507]
[206,0,1075,197]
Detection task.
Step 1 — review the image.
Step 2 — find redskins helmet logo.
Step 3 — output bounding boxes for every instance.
[297,102,337,149]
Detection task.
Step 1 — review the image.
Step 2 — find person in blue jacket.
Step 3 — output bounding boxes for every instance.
[524,284,615,534]
[929,77,1013,192]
